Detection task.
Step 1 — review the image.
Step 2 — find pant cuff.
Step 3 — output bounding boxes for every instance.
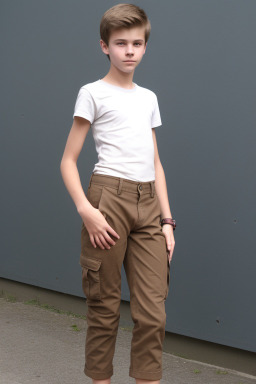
[129,367,162,380]
[84,365,113,380]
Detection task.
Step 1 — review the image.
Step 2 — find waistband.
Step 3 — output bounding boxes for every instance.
[88,173,155,197]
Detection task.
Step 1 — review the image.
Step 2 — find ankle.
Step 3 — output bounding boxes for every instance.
[92,379,111,384]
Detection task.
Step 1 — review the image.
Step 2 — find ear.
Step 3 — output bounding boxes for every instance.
[100,39,109,55]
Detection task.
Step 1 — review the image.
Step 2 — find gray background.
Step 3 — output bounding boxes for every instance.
[1,0,255,353]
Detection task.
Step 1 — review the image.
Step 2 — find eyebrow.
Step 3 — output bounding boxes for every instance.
[113,39,144,43]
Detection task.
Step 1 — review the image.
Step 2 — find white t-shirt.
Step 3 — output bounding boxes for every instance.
[73,79,162,182]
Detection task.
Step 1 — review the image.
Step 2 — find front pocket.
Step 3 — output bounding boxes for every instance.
[87,184,104,209]
[80,257,102,300]
[98,185,118,217]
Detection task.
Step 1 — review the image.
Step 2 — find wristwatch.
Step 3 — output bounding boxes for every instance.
[160,218,176,230]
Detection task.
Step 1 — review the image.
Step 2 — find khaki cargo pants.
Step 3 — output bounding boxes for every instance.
[80,172,170,381]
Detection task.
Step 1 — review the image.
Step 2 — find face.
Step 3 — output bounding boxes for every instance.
[100,26,147,74]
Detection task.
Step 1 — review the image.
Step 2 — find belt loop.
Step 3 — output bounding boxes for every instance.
[150,181,154,198]
[117,178,123,195]
[88,173,93,188]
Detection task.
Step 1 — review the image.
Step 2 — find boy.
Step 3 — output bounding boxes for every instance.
[60,4,175,384]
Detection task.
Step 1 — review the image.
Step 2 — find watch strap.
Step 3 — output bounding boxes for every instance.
[161,218,176,230]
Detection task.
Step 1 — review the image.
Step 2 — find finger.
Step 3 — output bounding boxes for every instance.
[102,231,117,246]
[167,241,175,253]
[94,234,105,250]
[106,224,120,240]
[166,242,172,251]
[169,249,174,263]
[89,234,97,249]
[98,233,111,249]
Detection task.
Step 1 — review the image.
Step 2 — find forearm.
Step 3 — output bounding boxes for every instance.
[154,160,173,219]
[60,158,93,217]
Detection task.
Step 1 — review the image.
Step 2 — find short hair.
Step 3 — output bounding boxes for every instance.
[100,3,151,46]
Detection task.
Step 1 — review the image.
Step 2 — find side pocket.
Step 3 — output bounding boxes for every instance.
[80,257,102,301]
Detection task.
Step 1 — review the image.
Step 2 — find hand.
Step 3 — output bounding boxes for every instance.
[81,207,120,250]
[162,224,175,265]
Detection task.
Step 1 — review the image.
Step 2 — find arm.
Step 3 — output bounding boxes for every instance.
[60,116,93,214]
[60,116,120,249]
[152,128,175,263]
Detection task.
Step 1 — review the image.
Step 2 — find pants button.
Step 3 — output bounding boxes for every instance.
[138,184,143,191]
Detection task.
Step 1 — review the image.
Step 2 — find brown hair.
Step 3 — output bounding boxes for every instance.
[100,3,151,46]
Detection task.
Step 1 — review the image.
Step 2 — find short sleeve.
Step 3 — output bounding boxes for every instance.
[151,94,162,128]
[73,87,95,123]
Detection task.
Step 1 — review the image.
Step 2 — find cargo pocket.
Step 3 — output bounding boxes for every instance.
[80,257,102,301]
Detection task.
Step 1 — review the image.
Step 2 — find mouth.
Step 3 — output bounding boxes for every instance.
[123,60,136,63]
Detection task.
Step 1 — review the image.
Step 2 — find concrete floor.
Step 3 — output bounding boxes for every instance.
[1,297,256,384]
[1,278,256,377]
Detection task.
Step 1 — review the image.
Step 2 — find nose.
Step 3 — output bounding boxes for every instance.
[125,44,134,55]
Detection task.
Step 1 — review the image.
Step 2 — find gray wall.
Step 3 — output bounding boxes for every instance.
[1,0,256,353]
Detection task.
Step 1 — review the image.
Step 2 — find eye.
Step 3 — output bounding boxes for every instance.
[117,42,125,46]
[134,42,143,46]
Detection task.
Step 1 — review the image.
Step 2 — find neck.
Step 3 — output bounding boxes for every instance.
[102,65,135,89]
